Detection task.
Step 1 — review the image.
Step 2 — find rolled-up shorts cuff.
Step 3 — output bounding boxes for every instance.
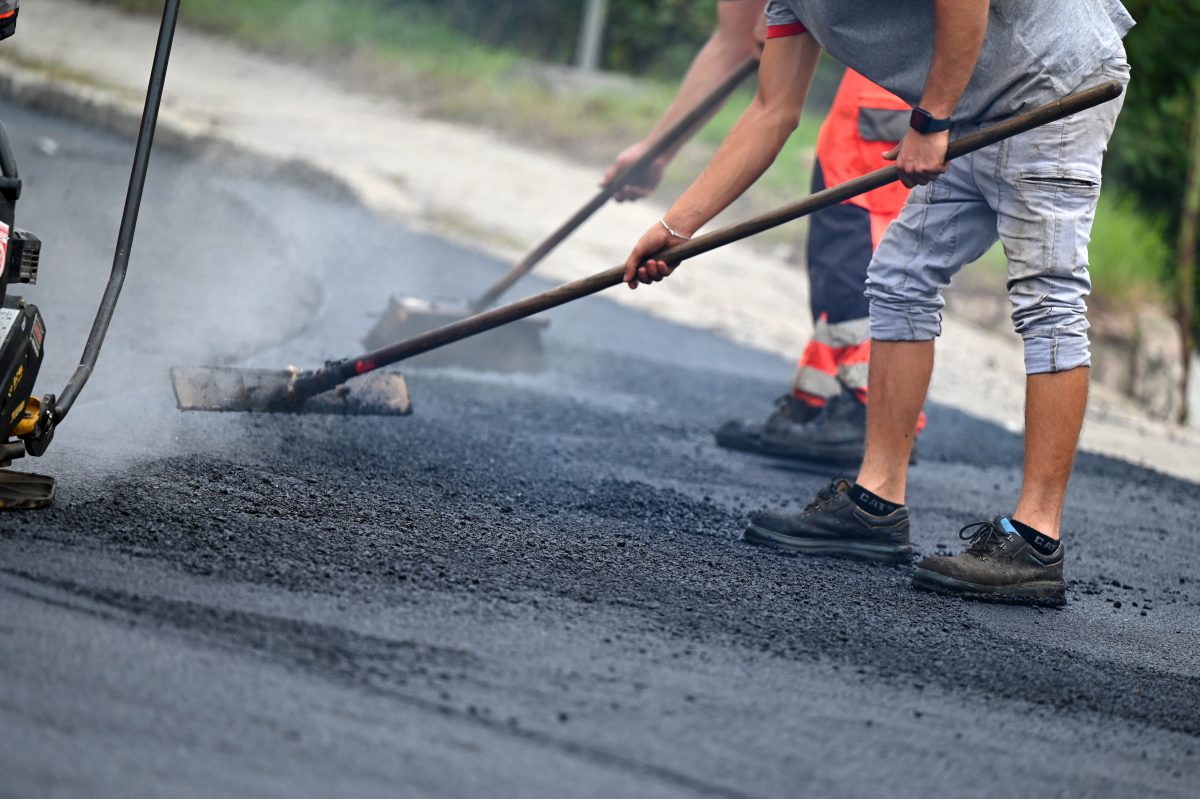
[1022,329,1091,375]
[867,297,942,341]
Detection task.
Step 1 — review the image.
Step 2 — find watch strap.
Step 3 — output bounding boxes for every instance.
[910,106,952,134]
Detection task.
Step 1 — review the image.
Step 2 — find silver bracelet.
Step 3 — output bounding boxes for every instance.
[658,218,691,241]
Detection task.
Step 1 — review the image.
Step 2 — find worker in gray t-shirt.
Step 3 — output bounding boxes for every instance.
[619,0,1133,607]
[768,0,1133,123]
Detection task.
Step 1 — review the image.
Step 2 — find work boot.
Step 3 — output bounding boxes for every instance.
[715,394,820,454]
[756,390,866,464]
[912,517,1066,606]
[743,479,913,564]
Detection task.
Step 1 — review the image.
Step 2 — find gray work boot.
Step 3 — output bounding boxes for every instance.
[757,390,867,464]
[715,393,821,454]
[912,517,1066,606]
[717,390,918,465]
[743,479,913,564]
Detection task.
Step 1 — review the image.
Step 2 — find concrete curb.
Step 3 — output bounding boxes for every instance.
[0,58,358,204]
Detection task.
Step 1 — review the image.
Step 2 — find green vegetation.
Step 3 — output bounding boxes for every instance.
[1089,192,1172,303]
[1109,2,1198,227]
[1109,0,1200,343]
[0,50,127,94]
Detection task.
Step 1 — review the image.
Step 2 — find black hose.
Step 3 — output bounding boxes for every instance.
[54,0,180,419]
[0,118,19,180]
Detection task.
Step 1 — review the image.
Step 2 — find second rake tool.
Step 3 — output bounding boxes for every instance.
[361,56,760,370]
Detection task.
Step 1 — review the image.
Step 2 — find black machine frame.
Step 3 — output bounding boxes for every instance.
[0,0,180,508]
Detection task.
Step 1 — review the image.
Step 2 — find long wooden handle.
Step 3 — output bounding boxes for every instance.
[662,80,1125,265]
[468,56,760,313]
[290,80,1123,403]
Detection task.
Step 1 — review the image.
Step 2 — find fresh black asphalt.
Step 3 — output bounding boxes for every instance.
[1,99,1197,798]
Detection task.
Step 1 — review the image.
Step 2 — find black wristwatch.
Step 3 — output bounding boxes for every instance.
[909,106,952,134]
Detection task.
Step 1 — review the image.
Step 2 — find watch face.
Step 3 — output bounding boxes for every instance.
[910,107,930,134]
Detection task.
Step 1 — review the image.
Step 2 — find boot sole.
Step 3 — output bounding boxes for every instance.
[912,567,1066,607]
[743,523,912,564]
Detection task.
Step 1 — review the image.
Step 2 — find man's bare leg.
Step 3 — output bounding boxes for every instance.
[909,365,1081,606]
[742,337,925,564]
[854,340,934,505]
[1012,367,1088,539]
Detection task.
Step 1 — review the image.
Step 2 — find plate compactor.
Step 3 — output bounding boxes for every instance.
[0,0,179,509]
[0,119,51,506]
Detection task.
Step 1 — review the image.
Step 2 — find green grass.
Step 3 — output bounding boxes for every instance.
[1088,192,1172,304]
[0,50,128,95]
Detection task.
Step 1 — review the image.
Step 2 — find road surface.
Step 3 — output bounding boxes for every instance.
[1,99,1197,799]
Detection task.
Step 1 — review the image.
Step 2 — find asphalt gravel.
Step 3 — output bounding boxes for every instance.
[1,99,1198,799]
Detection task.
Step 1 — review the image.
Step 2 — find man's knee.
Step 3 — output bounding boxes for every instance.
[865,250,947,342]
[1009,269,1092,374]
[866,287,943,342]
[1014,305,1091,374]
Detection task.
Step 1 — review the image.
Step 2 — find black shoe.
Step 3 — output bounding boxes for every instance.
[756,391,866,463]
[715,394,821,454]
[743,479,913,563]
[912,517,1066,606]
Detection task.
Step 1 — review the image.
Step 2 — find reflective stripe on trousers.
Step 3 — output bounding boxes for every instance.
[792,314,870,402]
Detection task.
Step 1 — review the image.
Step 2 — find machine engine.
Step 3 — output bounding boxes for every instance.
[0,120,48,466]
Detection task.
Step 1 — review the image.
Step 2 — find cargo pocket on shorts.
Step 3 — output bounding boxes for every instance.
[1004,167,1100,335]
[1015,171,1101,196]
[1010,168,1101,274]
[1017,169,1099,191]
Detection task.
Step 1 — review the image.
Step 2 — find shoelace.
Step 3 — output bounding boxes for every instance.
[802,480,843,514]
[959,520,1010,555]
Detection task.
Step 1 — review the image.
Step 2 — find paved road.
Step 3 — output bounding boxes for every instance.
[1,99,1198,799]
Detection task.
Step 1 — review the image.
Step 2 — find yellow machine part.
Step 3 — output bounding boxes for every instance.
[9,394,38,437]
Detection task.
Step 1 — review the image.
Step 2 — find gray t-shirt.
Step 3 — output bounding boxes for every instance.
[766,0,1134,121]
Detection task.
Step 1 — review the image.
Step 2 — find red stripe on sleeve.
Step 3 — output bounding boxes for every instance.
[766,22,807,39]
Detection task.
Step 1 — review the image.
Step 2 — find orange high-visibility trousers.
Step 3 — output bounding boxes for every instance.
[793,69,910,411]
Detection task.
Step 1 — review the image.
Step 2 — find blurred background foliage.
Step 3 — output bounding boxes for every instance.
[379,0,717,77]
[1108,0,1199,346]
[1109,1,1198,231]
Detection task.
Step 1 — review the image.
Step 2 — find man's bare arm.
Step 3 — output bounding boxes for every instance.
[885,0,989,187]
[661,33,820,237]
[622,32,822,287]
[602,0,766,201]
[920,0,989,118]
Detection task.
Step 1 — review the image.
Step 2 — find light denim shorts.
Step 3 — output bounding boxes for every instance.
[864,58,1130,374]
